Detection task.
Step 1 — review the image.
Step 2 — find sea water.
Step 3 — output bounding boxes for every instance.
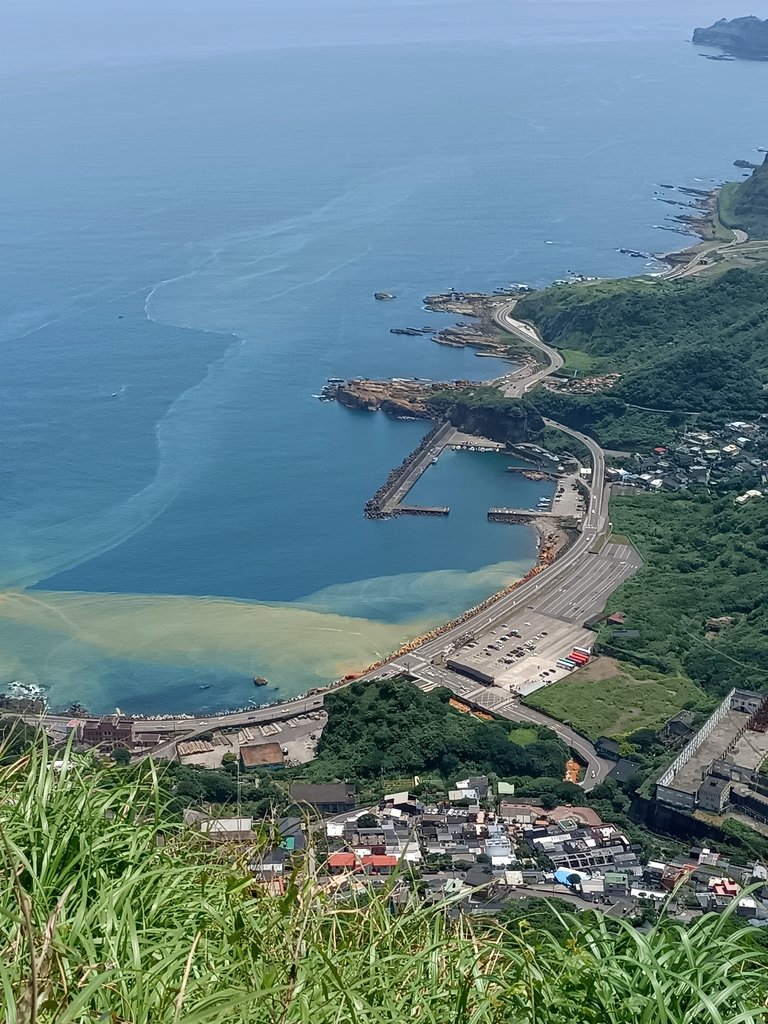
[0,0,765,712]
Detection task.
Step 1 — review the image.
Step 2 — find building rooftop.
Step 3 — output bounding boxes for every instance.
[328,852,357,869]
[596,736,621,755]
[290,782,357,805]
[608,759,642,785]
[726,727,768,774]
[202,816,253,835]
[362,855,398,869]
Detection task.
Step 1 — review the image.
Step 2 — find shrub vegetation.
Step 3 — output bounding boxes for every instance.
[2,743,768,1023]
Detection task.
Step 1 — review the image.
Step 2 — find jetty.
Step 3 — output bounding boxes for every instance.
[394,505,449,517]
[505,467,560,481]
[364,421,457,519]
[488,507,562,524]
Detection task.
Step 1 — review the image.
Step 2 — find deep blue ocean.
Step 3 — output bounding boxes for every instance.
[1,0,766,712]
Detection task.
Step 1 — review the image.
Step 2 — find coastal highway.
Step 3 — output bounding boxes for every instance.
[491,302,564,395]
[398,419,610,669]
[21,695,326,764]
[366,419,618,789]
[399,661,613,787]
[20,414,618,784]
[661,227,749,281]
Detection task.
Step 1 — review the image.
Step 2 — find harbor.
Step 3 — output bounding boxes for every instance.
[363,422,514,519]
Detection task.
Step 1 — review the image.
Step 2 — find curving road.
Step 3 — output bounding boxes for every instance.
[661,227,749,281]
[355,307,616,788]
[491,302,564,395]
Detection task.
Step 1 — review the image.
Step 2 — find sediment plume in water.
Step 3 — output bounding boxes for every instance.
[0,560,524,711]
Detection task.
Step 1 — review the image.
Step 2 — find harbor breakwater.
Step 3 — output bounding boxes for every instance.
[364,420,446,519]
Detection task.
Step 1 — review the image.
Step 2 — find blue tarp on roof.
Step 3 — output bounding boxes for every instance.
[554,868,590,886]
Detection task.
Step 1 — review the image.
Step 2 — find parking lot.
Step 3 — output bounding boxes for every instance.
[548,472,584,518]
[177,711,327,768]
[447,611,595,696]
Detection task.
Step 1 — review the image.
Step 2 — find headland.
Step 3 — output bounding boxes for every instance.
[693,16,768,59]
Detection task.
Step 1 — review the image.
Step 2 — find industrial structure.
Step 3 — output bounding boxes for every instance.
[654,689,768,823]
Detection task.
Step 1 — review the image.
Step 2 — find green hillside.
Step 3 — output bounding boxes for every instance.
[602,491,768,697]
[515,266,768,376]
[2,743,767,1023]
[514,266,768,419]
[306,677,568,780]
[720,156,768,238]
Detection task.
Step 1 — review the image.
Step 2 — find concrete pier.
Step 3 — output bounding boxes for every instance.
[394,505,449,517]
[488,507,562,524]
[365,421,457,519]
[505,467,559,481]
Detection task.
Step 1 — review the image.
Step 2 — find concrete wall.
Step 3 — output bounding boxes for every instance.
[711,758,761,785]
[446,658,495,685]
[655,785,696,812]
[697,780,731,814]
[656,688,736,792]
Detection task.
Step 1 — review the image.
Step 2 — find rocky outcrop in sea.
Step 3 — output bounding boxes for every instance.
[693,16,768,58]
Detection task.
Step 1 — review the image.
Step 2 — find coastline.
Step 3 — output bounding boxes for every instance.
[201,178,747,711]
[6,179,746,724]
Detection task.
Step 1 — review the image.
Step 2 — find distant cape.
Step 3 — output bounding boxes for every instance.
[693,16,768,58]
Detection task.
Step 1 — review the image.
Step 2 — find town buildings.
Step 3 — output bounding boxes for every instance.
[182,771,768,923]
[605,418,768,495]
[81,715,136,752]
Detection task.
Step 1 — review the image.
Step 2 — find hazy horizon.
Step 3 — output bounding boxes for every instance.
[2,0,766,73]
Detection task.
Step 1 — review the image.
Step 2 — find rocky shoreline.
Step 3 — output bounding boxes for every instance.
[41,169,742,721]
[327,376,468,418]
[653,183,723,245]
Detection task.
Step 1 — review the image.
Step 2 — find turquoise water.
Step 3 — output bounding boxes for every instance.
[1,0,766,712]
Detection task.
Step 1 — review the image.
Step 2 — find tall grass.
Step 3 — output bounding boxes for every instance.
[0,740,766,1023]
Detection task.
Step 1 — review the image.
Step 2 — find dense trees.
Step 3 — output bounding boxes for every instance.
[515,266,768,424]
[604,491,768,697]
[163,760,286,818]
[614,346,765,416]
[516,266,768,371]
[429,386,542,444]
[308,679,569,782]
[525,389,682,449]
[721,156,768,238]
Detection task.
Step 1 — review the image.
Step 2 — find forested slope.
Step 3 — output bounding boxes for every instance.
[721,156,768,238]
[603,491,768,697]
[515,267,768,416]
[309,677,568,780]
